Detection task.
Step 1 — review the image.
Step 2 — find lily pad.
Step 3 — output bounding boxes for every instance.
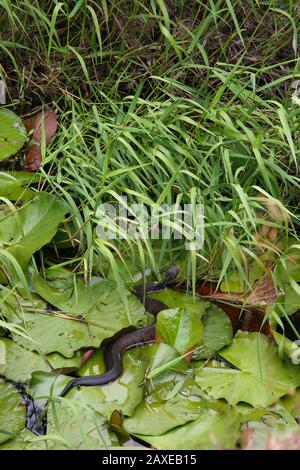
[156,308,203,355]
[195,331,300,407]
[0,172,37,201]
[281,283,300,315]
[193,304,233,359]
[0,380,26,444]
[276,246,300,284]
[146,342,188,382]
[11,275,145,357]
[0,192,68,280]
[0,338,49,382]
[0,338,81,383]
[73,347,150,417]
[30,347,149,418]
[148,287,209,317]
[135,407,242,450]
[0,429,46,450]
[0,108,27,161]
[124,383,203,435]
[40,399,117,449]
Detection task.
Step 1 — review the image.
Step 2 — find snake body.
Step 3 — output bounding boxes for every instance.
[59,267,178,397]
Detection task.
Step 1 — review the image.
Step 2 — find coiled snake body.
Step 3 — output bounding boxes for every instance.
[59,267,178,397]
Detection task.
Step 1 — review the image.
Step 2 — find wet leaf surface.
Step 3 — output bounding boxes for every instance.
[156,307,203,355]
[195,332,300,407]
[135,407,242,450]
[0,380,26,444]
[0,108,27,161]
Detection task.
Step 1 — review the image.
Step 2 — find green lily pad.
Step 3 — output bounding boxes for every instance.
[46,400,117,449]
[135,407,242,450]
[0,108,27,161]
[148,287,209,316]
[0,338,49,382]
[195,332,300,407]
[146,342,188,382]
[276,247,300,285]
[220,261,266,293]
[73,347,150,417]
[193,304,233,359]
[0,172,36,202]
[11,274,144,357]
[0,192,68,281]
[124,383,203,435]
[0,429,46,450]
[281,283,300,315]
[0,380,26,444]
[156,308,203,355]
[29,371,70,400]
[30,347,149,418]
[220,271,246,293]
[0,338,81,383]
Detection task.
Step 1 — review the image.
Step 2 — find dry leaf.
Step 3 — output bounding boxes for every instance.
[23,109,57,171]
[246,275,278,306]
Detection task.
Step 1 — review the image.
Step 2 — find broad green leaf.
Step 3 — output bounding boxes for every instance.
[30,347,149,418]
[0,172,35,201]
[46,400,117,449]
[124,384,203,435]
[0,338,81,383]
[148,287,209,316]
[276,247,300,284]
[220,271,246,293]
[74,347,149,417]
[156,308,203,355]
[193,304,233,359]
[0,429,46,450]
[282,283,300,315]
[135,407,242,450]
[0,193,68,279]
[0,338,49,382]
[0,108,27,161]
[146,342,188,381]
[0,380,26,444]
[195,332,300,407]
[220,262,266,293]
[30,371,70,399]
[12,275,145,357]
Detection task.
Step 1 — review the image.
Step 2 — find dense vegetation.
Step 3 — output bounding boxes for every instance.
[0,0,300,450]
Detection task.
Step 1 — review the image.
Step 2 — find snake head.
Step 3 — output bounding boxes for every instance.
[164,265,179,283]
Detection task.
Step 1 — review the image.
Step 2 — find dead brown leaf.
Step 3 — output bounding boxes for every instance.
[23,109,57,171]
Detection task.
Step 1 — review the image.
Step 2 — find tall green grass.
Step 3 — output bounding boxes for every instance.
[0,0,299,292]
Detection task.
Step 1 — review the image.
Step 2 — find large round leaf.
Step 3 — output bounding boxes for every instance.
[195,332,300,407]
[0,338,81,383]
[0,193,68,283]
[13,275,145,357]
[135,407,242,450]
[193,304,233,359]
[148,287,209,317]
[156,307,203,355]
[30,347,148,418]
[0,380,26,444]
[124,384,203,435]
[0,108,27,161]
[46,400,117,449]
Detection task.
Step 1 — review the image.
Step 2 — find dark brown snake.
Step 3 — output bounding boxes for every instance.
[60,266,238,397]
[59,266,179,397]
